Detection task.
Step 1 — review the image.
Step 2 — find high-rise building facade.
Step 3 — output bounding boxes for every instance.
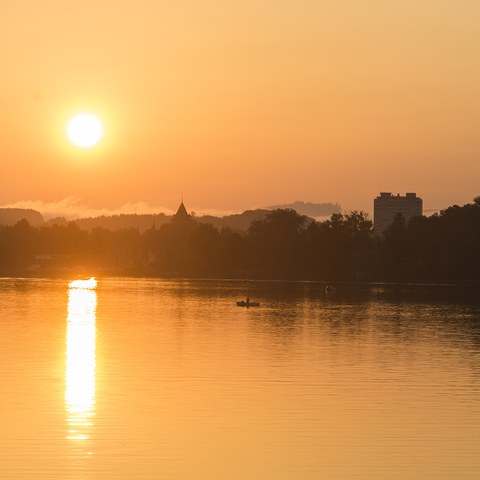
[374,192,423,234]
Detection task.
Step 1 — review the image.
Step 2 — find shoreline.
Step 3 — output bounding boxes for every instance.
[1,271,478,288]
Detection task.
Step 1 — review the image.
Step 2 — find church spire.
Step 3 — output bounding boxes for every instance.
[172,197,191,222]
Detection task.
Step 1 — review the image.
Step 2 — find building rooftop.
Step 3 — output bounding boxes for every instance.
[377,192,418,199]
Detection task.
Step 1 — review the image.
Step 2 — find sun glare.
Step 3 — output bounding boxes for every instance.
[66,279,97,444]
[69,277,98,290]
[67,113,104,148]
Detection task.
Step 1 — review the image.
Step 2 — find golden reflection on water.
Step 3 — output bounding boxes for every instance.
[65,280,97,446]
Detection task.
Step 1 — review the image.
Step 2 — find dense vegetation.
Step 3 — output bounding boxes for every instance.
[1,197,479,282]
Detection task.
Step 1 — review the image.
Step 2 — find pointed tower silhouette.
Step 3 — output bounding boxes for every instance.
[172,197,191,222]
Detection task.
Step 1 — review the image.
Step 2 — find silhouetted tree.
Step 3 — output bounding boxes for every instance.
[0,196,479,282]
[247,209,308,277]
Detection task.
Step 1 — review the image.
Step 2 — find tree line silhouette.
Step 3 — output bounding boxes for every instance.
[1,197,479,282]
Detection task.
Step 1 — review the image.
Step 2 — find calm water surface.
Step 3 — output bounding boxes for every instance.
[1,278,480,479]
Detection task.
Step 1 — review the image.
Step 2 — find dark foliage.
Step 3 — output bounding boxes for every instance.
[0,198,479,282]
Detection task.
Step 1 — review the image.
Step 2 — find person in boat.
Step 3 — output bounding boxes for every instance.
[325,285,336,294]
[246,296,250,304]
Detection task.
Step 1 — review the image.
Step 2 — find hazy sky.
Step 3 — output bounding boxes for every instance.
[1,0,479,216]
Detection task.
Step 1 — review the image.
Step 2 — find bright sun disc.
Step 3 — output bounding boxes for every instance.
[67,113,104,148]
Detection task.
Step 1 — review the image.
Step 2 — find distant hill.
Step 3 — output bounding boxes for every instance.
[198,209,271,231]
[0,208,44,226]
[0,205,325,232]
[48,209,273,233]
[37,202,328,233]
[266,201,341,217]
[68,213,170,232]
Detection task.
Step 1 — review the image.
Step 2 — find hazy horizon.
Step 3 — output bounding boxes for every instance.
[0,197,346,221]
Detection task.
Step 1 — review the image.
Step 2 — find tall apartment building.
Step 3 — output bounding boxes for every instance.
[374,192,423,234]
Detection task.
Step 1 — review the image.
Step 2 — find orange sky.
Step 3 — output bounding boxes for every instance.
[1,0,479,217]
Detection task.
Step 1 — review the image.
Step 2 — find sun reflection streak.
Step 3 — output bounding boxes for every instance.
[66,279,97,444]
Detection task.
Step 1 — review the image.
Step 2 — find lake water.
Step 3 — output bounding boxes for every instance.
[1,278,480,479]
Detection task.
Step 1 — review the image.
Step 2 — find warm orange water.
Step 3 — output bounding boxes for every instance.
[1,278,480,479]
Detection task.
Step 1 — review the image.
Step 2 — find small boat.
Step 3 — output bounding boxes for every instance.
[236,300,260,307]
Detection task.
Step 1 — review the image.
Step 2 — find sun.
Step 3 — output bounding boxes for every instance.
[67,113,104,148]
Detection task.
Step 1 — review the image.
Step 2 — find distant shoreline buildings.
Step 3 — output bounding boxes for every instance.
[374,192,423,234]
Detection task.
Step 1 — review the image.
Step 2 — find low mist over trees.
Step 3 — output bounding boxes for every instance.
[0,198,479,282]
